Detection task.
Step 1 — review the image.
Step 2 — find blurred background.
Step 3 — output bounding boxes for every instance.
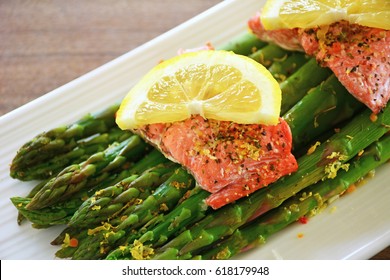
[0,0,221,116]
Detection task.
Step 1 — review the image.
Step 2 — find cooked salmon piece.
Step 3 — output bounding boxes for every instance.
[248,14,390,113]
[248,12,303,51]
[135,116,298,209]
[300,21,390,114]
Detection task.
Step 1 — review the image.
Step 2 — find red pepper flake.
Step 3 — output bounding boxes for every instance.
[63,233,79,248]
[370,113,378,122]
[346,183,357,194]
[69,238,79,248]
[298,216,309,224]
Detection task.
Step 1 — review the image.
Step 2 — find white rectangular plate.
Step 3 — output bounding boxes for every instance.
[0,0,389,260]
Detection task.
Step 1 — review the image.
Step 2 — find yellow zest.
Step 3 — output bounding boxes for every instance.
[62,233,79,248]
[130,240,154,260]
[307,141,321,155]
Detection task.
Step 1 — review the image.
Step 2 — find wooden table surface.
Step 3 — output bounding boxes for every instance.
[0,0,388,260]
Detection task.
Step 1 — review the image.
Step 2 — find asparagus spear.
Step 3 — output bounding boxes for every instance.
[15,131,137,224]
[62,167,194,259]
[48,152,170,238]
[110,167,194,232]
[249,44,291,67]
[50,165,177,258]
[51,168,174,257]
[280,58,333,114]
[11,196,85,228]
[200,135,390,259]
[217,32,268,55]
[16,179,50,224]
[14,148,168,228]
[26,135,150,210]
[68,163,177,228]
[14,127,133,181]
[284,74,363,148]
[105,187,209,260]
[52,227,90,259]
[10,104,120,180]
[268,52,310,82]
[151,106,390,259]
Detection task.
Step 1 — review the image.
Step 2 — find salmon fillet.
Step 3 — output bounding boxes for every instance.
[135,116,298,209]
[248,14,390,113]
[248,12,302,51]
[300,21,390,114]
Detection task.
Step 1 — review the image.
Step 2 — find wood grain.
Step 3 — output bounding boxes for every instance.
[0,0,388,260]
[0,0,221,115]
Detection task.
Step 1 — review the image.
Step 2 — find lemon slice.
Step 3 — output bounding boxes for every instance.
[116,50,281,130]
[261,0,390,30]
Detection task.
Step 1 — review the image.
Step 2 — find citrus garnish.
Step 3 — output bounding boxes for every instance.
[116,50,281,130]
[261,0,390,30]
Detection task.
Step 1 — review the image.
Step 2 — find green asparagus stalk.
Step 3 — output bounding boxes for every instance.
[221,37,306,83]
[25,135,150,210]
[52,227,90,258]
[11,196,85,228]
[280,58,333,114]
[249,44,291,67]
[95,148,169,189]
[51,171,173,257]
[105,187,210,260]
[217,32,267,55]
[63,167,194,259]
[50,165,177,258]
[48,152,170,237]
[200,135,390,259]
[114,167,194,231]
[14,148,167,228]
[16,179,50,224]
[14,175,132,228]
[15,127,133,181]
[268,52,310,82]
[125,149,168,175]
[151,106,390,259]
[68,163,177,228]
[284,74,363,148]
[17,127,132,225]
[10,104,120,180]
